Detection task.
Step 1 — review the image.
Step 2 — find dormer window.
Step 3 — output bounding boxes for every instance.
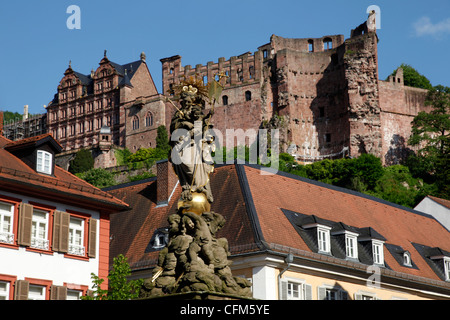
[403,251,412,267]
[36,150,52,175]
[345,233,359,259]
[372,240,384,265]
[317,226,331,253]
[444,258,450,281]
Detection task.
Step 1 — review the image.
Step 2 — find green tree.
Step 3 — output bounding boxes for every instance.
[82,254,143,300]
[390,64,433,90]
[69,149,94,174]
[2,111,22,123]
[155,125,171,158]
[76,168,116,188]
[407,85,450,199]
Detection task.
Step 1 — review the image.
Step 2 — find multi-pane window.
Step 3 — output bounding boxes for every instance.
[372,241,384,265]
[345,234,358,259]
[36,150,52,175]
[317,227,331,253]
[28,285,46,300]
[0,202,14,244]
[287,281,301,300]
[31,209,49,250]
[69,217,85,256]
[0,281,9,300]
[132,116,140,130]
[145,112,153,127]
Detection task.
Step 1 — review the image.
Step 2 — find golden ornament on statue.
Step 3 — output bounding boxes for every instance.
[177,192,210,215]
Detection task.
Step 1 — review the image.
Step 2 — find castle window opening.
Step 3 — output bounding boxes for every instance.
[169,68,174,75]
[323,38,333,51]
[325,133,331,143]
[237,69,243,81]
[249,66,254,79]
[132,116,140,130]
[263,50,268,59]
[308,40,314,52]
[203,75,208,85]
[319,107,325,118]
[222,95,228,106]
[245,91,252,101]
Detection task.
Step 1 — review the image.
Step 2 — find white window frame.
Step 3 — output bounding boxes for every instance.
[317,226,331,254]
[0,281,10,300]
[31,209,49,250]
[354,290,380,300]
[345,232,359,259]
[280,277,312,300]
[318,285,348,300]
[67,289,82,300]
[36,150,52,175]
[28,284,46,300]
[444,257,450,282]
[69,217,85,256]
[403,251,412,267]
[152,231,168,249]
[0,202,14,244]
[372,240,384,265]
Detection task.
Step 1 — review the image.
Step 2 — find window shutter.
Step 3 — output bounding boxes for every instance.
[88,218,97,258]
[60,211,70,253]
[279,279,288,300]
[50,285,67,300]
[52,211,61,251]
[303,284,312,300]
[14,280,29,300]
[18,203,33,246]
[318,286,327,300]
[354,293,362,300]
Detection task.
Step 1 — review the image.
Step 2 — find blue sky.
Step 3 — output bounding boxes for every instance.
[0,0,449,115]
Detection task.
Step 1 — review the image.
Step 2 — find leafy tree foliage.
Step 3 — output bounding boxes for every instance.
[277,153,433,208]
[155,125,171,157]
[82,254,143,300]
[76,168,116,188]
[407,85,450,199]
[2,111,23,123]
[390,64,433,90]
[69,149,94,174]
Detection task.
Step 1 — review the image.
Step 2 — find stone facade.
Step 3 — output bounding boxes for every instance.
[46,13,430,168]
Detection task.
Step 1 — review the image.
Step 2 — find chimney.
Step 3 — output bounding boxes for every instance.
[156,159,179,206]
[23,105,29,120]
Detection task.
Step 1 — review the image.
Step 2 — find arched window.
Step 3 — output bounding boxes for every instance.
[132,116,139,130]
[222,95,228,106]
[323,38,333,51]
[403,251,412,267]
[145,112,154,127]
[245,91,252,101]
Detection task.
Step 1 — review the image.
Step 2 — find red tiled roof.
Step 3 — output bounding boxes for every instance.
[0,135,128,212]
[107,163,450,289]
[243,165,450,282]
[428,196,450,209]
[4,133,62,150]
